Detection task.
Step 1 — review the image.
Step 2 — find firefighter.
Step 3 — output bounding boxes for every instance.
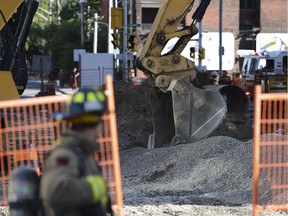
[40,87,110,216]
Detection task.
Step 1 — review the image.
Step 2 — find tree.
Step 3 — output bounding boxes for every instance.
[26,0,104,73]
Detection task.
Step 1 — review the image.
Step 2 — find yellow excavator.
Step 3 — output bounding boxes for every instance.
[0,0,38,100]
[136,0,249,148]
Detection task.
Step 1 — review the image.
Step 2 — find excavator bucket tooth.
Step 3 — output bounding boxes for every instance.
[148,89,175,149]
[148,77,227,148]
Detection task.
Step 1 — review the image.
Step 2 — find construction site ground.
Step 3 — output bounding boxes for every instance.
[114,80,287,216]
[0,77,286,216]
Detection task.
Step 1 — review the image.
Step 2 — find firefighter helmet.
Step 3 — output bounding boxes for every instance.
[55,87,107,124]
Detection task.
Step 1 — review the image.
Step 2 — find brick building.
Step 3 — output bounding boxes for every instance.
[102,0,287,71]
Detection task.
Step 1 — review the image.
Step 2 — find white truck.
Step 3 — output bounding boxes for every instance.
[162,32,235,71]
[240,50,287,100]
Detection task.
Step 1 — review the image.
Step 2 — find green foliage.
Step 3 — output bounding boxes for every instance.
[27,0,106,73]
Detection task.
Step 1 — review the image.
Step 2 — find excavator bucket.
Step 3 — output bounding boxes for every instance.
[147,75,250,149]
[148,76,227,148]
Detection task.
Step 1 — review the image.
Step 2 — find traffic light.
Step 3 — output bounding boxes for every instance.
[111,33,120,48]
[190,47,195,58]
[128,35,138,52]
[128,35,135,49]
[198,47,205,59]
[128,35,135,50]
[111,7,123,29]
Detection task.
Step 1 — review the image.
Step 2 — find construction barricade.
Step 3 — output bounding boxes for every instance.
[253,85,288,215]
[0,75,123,215]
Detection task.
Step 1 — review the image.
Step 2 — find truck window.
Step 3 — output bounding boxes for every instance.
[242,58,248,74]
[283,56,287,74]
[283,56,287,69]
[265,59,274,70]
[249,58,258,75]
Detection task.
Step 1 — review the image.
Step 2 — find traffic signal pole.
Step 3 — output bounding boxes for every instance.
[198,0,203,71]
[94,13,98,53]
[122,0,128,81]
[108,0,114,54]
[219,0,223,76]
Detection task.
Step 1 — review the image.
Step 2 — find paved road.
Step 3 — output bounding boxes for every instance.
[21,76,78,98]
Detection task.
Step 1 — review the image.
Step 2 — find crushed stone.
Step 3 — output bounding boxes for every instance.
[114,81,287,215]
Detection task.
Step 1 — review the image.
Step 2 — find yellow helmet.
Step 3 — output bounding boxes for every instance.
[56,87,107,124]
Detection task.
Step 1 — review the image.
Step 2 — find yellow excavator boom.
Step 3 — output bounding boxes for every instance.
[0,0,38,100]
[0,72,20,100]
[0,0,23,100]
[0,0,23,30]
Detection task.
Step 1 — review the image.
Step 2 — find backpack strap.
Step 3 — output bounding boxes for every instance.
[69,145,87,177]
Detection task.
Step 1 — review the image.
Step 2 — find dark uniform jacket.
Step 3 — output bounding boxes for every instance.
[40,128,103,216]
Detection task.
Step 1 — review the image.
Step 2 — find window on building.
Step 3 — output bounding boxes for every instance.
[142,8,158,23]
[240,0,257,9]
[239,0,260,31]
[265,59,275,70]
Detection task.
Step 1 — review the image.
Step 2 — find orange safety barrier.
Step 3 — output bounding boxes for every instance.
[253,85,288,216]
[10,148,41,176]
[0,75,123,215]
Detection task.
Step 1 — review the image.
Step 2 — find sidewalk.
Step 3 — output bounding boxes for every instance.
[21,76,78,98]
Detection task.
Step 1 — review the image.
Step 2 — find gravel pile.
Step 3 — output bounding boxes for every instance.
[120,136,287,215]
[121,137,252,205]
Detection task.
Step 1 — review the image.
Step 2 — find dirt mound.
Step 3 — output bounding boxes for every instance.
[114,80,153,150]
[114,80,253,150]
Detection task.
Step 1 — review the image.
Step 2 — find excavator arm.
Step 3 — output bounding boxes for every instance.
[136,0,248,148]
[0,0,38,100]
[138,0,211,79]
[138,0,196,77]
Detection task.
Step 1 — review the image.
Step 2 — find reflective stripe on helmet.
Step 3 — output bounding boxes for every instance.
[73,92,85,103]
[96,91,105,102]
[87,91,97,102]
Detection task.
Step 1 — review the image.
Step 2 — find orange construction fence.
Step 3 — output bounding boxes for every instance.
[0,75,123,215]
[253,85,288,215]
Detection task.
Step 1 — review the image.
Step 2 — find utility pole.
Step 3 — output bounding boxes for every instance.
[219,0,223,76]
[79,0,86,48]
[49,0,53,24]
[198,0,203,71]
[94,13,98,53]
[108,0,114,54]
[122,0,128,81]
[57,0,61,24]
